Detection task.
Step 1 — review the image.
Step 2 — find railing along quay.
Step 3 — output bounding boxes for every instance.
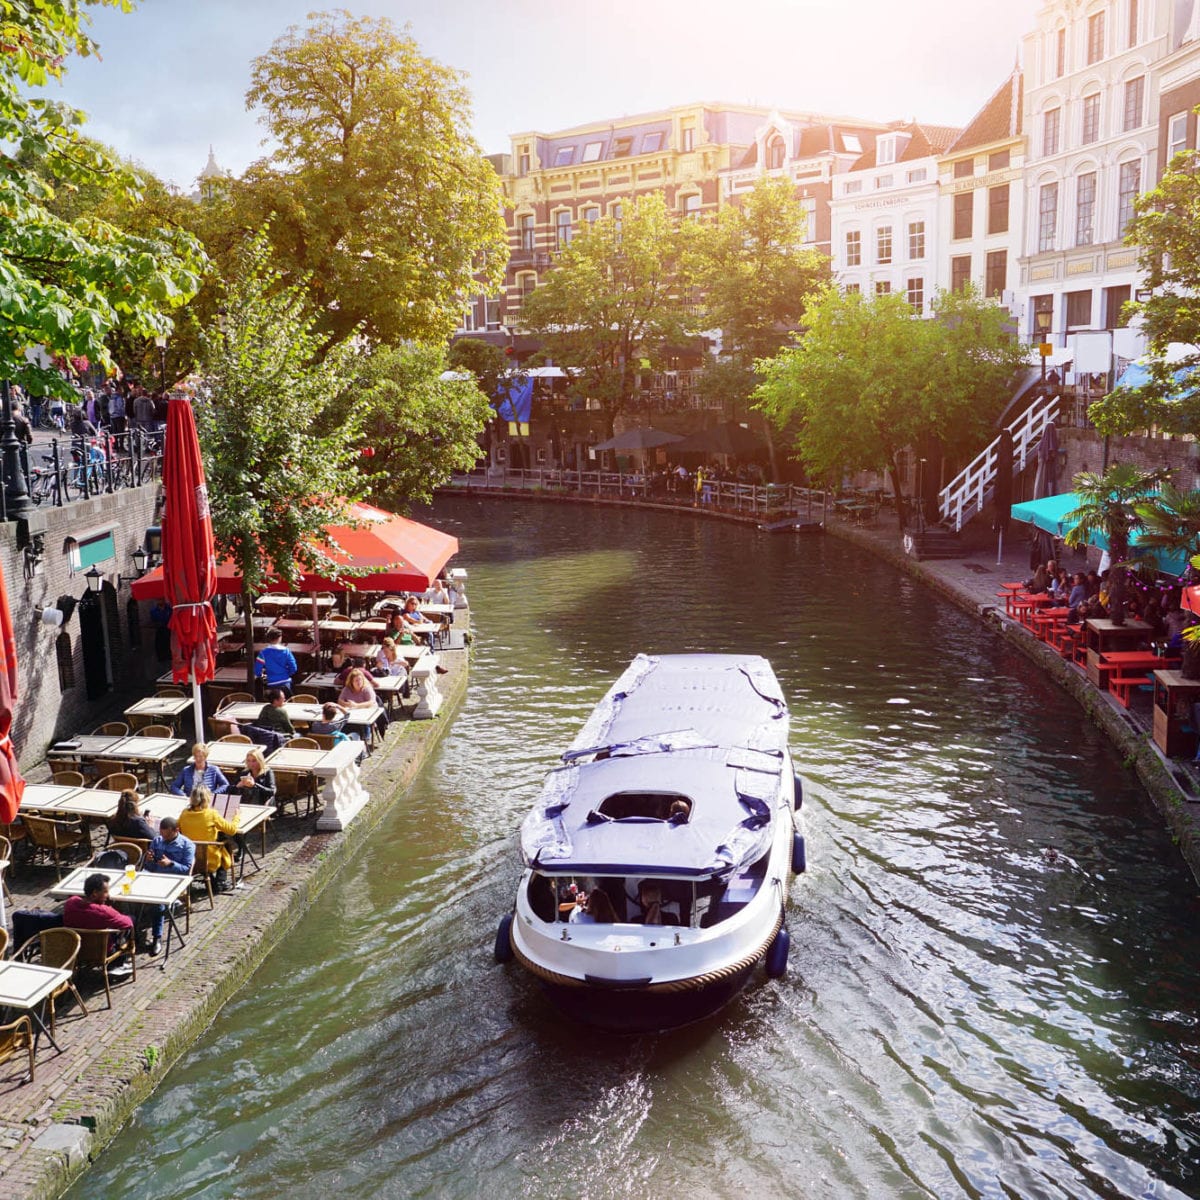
[1,428,165,520]
[446,468,836,524]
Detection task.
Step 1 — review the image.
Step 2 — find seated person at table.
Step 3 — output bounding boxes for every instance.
[1025,564,1049,595]
[340,667,389,734]
[256,687,295,736]
[64,873,136,966]
[142,816,195,957]
[255,628,298,696]
[233,748,276,808]
[1067,572,1088,611]
[449,579,467,609]
[310,702,366,754]
[108,788,154,841]
[384,611,410,642]
[329,643,356,687]
[375,638,408,677]
[169,743,230,797]
[178,784,240,894]
[400,596,435,648]
[426,578,451,606]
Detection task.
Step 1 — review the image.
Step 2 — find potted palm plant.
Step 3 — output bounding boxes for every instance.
[1063,464,1173,626]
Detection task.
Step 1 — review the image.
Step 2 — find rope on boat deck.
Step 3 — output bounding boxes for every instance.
[510,910,784,993]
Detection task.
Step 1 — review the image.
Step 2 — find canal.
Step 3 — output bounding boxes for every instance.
[72,498,1200,1199]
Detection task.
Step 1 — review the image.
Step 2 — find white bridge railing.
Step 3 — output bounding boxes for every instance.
[938,396,1059,532]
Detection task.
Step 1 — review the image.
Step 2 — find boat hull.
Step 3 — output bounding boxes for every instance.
[535,963,760,1033]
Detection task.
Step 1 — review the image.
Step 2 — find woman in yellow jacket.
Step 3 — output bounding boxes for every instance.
[178,784,240,893]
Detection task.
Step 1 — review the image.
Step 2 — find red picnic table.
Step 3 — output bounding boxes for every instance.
[1031,606,1071,641]
[1098,649,1181,707]
[996,582,1025,617]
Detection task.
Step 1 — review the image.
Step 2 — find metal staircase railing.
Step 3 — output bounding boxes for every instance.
[938,395,1059,532]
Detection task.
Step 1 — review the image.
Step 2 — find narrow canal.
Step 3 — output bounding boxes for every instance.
[73,498,1200,1200]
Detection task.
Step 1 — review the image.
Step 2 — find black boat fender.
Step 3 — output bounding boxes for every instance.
[793,773,804,811]
[765,924,790,979]
[791,831,807,874]
[494,912,514,963]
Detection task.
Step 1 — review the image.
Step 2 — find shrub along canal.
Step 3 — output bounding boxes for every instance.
[70,497,1200,1199]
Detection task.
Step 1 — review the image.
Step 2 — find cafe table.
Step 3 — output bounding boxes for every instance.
[995,582,1025,617]
[51,866,191,964]
[19,785,122,822]
[354,618,389,637]
[1031,606,1071,641]
[103,736,187,791]
[274,617,318,636]
[46,735,123,766]
[159,665,255,688]
[140,793,275,880]
[199,742,269,772]
[216,701,326,729]
[0,960,74,1054]
[123,695,192,731]
[267,741,368,832]
[302,671,409,711]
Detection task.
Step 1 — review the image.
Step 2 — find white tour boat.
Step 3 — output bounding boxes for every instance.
[495,652,806,1032]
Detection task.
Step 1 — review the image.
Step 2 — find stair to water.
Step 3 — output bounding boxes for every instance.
[903,526,961,561]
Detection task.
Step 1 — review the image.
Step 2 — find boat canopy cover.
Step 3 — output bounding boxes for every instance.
[520,654,790,879]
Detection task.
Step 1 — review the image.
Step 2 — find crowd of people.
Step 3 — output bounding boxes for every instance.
[8,379,167,437]
[1023,555,1195,646]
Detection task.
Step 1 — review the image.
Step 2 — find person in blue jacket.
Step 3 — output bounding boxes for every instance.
[169,743,230,796]
[255,627,298,695]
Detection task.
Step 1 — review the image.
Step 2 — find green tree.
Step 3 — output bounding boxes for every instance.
[347,342,492,510]
[1091,140,1200,435]
[1063,464,1173,625]
[1133,482,1200,568]
[520,193,692,436]
[195,231,365,678]
[0,1,204,398]
[241,8,508,347]
[753,284,1022,525]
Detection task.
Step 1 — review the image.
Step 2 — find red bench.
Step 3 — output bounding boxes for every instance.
[1110,673,1154,708]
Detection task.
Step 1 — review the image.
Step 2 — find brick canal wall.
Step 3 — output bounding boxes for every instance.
[0,653,469,1200]
[0,482,164,767]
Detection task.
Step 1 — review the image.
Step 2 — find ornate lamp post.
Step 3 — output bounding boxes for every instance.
[1034,308,1053,390]
[0,380,32,520]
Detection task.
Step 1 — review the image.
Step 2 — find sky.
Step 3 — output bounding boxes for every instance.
[54,0,1045,190]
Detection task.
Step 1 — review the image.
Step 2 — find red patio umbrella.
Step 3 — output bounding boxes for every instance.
[162,396,217,739]
[130,504,458,599]
[0,560,25,824]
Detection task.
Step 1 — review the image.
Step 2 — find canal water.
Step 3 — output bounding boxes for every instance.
[72,499,1200,1200]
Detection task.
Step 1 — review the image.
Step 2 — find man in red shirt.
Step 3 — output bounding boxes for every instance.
[63,874,135,965]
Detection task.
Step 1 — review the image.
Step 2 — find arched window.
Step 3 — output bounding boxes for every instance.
[766,135,786,170]
[681,193,701,220]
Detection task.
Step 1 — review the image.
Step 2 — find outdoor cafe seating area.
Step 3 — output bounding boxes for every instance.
[995,581,1200,760]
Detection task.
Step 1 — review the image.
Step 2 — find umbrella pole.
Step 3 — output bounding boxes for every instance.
[311,594,320,665]
[996,528,1003,566]
[191,667,204,746]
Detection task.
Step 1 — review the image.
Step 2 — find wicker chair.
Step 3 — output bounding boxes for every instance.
[273,769,316,820]
[0,1016,34,1084]
[51,771,87,789]
[74,928,136,1009]
[95,772,138,794]
[156,687,185,698]
[136,724,174,739]
[307,733,337,751]
[291,694,319,705]
[0,821,27,868]
[16,928,87,1033]
[0,836,11,905]
[218,733,252,744]
[288,737,319,750]
[93,722,130,737]
[182,844,217,926]
[22,814,87,877]
[218,693,255,710]
[100,840,145,869]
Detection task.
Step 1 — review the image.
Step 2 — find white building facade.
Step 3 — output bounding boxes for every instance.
[829,124,961,315]
[1018,0,1173,363]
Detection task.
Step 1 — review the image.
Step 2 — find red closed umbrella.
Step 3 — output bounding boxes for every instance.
[162,397,217,739]
[0,561,25,824]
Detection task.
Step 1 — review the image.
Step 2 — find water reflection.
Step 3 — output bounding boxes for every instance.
[71,499,1200,1200]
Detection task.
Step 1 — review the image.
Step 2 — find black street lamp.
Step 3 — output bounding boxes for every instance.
[84,566,104,595]
[1034,308,1053,390]
[0,379,33,520]
[154,335,167,392]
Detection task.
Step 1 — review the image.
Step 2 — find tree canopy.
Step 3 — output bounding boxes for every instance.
[520,193,693,434]
[0,0,205,397]
[195,230,364,614]
[1090,141,1200,435]
[753,284,1023,521]
[240,8,508,347]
